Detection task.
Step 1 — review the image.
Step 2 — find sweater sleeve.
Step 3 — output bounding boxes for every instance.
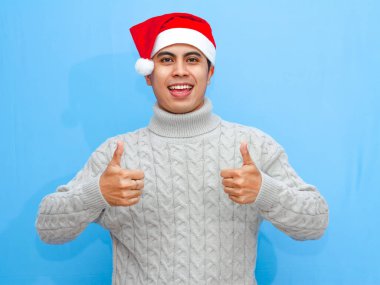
[254,134,329,241]
[35,140,114,244]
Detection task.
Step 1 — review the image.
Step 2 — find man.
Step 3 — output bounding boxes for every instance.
[36,12,329,285]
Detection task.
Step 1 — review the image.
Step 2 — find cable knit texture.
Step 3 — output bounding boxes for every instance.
[36,98,329,285]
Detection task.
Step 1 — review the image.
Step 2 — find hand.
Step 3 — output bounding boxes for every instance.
[220,142,262,204]
[99,141,144,206]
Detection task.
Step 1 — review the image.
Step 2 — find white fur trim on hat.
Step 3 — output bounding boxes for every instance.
[135,58,154,75]
[151,28,216,65]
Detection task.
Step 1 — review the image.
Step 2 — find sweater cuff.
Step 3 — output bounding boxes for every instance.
[81,176,110,210]
[254,172,282,211]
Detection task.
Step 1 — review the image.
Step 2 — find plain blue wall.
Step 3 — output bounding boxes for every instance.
[1,1,379,284]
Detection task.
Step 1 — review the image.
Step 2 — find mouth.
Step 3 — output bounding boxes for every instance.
[168,84,194,98]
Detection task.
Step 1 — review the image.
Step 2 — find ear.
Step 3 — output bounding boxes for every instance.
[207,66,215,85]
[145,75,152,86]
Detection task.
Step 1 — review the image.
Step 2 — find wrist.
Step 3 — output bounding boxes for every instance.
[82,175,111,210]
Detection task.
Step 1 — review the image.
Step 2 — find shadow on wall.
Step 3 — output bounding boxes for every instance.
[64,52,154,150]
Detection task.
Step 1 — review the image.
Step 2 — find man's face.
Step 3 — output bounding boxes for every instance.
[145,43,214,114]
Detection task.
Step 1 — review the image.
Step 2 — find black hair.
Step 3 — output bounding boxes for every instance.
[207,59,211,71]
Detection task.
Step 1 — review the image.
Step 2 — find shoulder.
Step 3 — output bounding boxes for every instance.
[91,127,149,160]
[219,119,284,167]
[220,119,280,146]
[112,127,150,145]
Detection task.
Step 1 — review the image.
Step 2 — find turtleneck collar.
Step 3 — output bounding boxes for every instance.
[148,98,221,138]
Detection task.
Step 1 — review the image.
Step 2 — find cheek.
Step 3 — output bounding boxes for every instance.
[201,66,212,81]
[199,71,211,87]
[151,70,170,87]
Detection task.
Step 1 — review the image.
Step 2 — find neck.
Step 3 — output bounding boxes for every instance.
[148,98,220,138]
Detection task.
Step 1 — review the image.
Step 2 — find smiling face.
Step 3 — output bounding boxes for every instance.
[145,44,214,114]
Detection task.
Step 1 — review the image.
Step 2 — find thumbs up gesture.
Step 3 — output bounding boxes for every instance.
[99,141,144,206]
[220,142,262,204]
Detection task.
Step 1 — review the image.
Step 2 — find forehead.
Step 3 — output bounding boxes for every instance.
[153,43,205,57]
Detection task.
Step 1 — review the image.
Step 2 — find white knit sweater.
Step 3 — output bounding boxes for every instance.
[36,98,329,285]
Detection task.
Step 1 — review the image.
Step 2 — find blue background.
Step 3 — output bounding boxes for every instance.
[1,1,379,284]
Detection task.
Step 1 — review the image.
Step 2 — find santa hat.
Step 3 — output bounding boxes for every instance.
[130,12,216,76]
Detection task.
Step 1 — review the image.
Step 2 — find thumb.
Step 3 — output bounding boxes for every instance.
[110,140,124,166]
[240,141,254,166]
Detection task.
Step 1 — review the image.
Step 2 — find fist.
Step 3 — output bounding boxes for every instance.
[220,142,262,204]
[99,141,144,206]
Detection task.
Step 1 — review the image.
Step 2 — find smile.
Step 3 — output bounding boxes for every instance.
[167,84,194,98]
[168,84,193,90]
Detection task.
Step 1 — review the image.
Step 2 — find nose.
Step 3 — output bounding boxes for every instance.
[172,60,189,77]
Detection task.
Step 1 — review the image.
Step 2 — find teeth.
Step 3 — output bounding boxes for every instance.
[169,85,192,90]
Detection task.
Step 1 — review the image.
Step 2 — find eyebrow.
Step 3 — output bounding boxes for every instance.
[156,51,203,58]
[156,51,175,58]
[184,51,203,58]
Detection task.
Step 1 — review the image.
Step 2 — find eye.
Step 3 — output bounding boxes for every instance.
[160,57,173,63]
[187,57,199,63]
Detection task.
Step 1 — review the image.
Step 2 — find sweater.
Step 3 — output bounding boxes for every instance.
[36,98,329,285]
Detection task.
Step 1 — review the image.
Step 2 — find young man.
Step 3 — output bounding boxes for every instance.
[36,13,329,285]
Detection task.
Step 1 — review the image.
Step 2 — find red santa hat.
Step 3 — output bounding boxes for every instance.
[130,12,216,76]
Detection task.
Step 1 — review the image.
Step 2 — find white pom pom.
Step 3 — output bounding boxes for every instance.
[135,58,154,75]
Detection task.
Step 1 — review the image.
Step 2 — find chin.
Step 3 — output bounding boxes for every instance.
[160,98,204,114]
[169,107,192,114]
[178,103,203,114]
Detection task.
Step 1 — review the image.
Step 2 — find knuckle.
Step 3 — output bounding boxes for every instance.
[118,197,133,206]
[234,196,244,204]
[229,195,238,203]
[135,181,143,190]
[129,190,139,198]
[121,180,133,189]
[118,181,126,190]
[128,197,140,206]
[127,181,135,189]
[121,169,131,178]
[131,190,142,199]
[242,197,252,204]
[236,178,245,186]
